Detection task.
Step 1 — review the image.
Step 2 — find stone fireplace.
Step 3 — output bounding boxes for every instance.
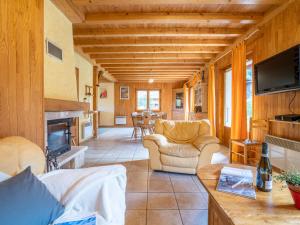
[45,110,87,171]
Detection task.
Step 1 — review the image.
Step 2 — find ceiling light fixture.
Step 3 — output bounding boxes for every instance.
[148,79,154,83]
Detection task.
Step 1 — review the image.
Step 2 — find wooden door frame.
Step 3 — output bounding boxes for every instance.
[93,66,99,138]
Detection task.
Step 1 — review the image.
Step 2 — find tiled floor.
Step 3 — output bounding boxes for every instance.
[83,128,208,225]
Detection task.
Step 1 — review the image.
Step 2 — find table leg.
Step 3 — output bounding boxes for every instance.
[229,141,232,163]
[244,145,248,165]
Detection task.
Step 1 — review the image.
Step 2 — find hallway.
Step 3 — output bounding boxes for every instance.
[84,128,208,225]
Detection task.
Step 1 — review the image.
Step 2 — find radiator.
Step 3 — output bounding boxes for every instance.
[265,135,300,171]
[82,122,93,139]
[115,116,127,125]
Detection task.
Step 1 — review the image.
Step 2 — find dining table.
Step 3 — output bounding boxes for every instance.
[131,112,166,138]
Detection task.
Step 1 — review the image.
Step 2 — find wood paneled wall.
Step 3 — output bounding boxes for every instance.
[0,0,44,148]
[250,0,300,142]
[214,1,300,144]
[114,82,183,126]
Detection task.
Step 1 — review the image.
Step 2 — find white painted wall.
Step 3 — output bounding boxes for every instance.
[99,83,115,126]
[44,0,76,101]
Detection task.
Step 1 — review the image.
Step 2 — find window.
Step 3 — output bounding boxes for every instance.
[149,90,160,111]
[224,68,232,127]
[136,90,161,111]
[137,90,148,111]
[246,60,253,130]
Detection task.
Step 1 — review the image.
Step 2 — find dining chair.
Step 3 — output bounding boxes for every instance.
[140,113,155,137]
[161,112,167,120]
[131,112,143,139]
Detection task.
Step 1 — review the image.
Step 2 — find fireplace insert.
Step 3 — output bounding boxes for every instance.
[47,118,72,157]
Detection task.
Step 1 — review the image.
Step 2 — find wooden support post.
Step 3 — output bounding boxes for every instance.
[93,66,99,138]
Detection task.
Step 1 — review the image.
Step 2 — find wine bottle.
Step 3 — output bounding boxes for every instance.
[256,142,273,192]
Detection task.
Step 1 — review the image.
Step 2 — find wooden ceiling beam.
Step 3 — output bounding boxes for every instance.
[89,53,216,59]
[100,64,203,68]
[106,68,199,72]
[83,46,224,53]
[114,76,192,79]
[116,77,189,79]
[110,71,194,74]
[96,59,208,64]
[74,38,232,47]
[84,12,263,24]
[110,74,194,77]
[115,78,189,81]
[117,79,188,84]
[73,27,245,37]
[51,0,84,23]
[73,0,285,5]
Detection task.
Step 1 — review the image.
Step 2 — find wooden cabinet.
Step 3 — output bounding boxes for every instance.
[194,82,208,113]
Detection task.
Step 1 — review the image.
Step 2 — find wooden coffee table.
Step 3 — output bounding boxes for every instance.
[197,164,300,225]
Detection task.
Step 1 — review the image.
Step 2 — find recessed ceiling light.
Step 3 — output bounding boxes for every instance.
[148,79,154,83]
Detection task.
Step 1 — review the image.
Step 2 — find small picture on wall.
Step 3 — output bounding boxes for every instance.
[120,86,129,100]
[100,88,107,99]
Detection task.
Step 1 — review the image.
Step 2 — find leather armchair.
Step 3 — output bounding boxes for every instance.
[143,119,228,174]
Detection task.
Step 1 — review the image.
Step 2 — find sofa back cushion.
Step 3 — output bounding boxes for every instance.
[0,136,45,176]
[155,120,211,143]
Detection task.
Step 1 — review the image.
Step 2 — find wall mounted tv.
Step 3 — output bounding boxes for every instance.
[255,44,300,95]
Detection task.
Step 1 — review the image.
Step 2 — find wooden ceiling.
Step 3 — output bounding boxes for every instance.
[52,0,284,83]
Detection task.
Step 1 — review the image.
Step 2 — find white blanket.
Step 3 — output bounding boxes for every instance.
[39,165,127,225]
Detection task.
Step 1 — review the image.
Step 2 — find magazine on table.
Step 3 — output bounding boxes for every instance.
[216,166,256,199]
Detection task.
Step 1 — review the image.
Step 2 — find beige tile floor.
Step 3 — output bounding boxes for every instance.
[83,128,208,225]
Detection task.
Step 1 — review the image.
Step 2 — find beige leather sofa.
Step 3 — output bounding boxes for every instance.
[143,119,228,174]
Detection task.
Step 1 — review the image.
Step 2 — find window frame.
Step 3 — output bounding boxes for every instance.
[246,59,254,131]
[224,67,232,128]
[136,89,161,112]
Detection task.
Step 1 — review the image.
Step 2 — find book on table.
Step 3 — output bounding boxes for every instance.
[216,166,256,199]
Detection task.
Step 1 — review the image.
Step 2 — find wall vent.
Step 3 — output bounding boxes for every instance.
[46,39,63,61]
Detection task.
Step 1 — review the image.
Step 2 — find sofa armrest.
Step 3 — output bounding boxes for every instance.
[143,134,168,147]
[192,136,220,151]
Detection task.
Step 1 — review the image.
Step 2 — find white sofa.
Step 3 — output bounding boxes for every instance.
[0,136,126,225]
[143,119,228,174]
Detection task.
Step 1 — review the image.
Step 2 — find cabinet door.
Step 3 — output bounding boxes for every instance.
[172,88,184,111]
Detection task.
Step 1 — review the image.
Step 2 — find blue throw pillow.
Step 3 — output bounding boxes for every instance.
[0,167,65,225]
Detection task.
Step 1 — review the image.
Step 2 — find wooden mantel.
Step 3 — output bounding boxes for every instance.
[45,98,90,112]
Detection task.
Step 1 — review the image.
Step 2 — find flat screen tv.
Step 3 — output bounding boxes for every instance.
[255,44,300,95]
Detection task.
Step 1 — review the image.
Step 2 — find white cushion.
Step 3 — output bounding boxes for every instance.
[0,171,11,182]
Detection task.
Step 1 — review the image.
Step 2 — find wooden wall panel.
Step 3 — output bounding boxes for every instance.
[250,1,300,142]
[114,81,183,126]
[0,0,44,148]
[215,1,300,145]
